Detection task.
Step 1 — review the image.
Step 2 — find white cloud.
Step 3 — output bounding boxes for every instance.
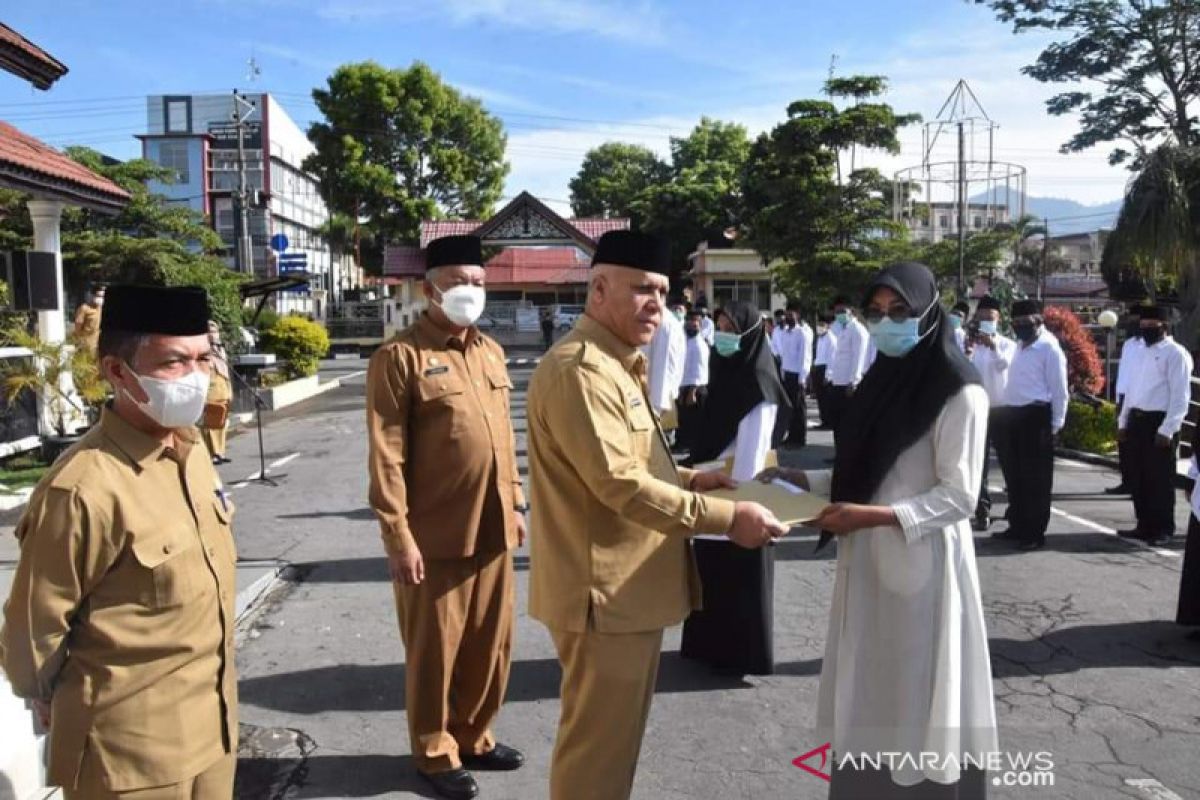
[453,82,558,115]
[315,0,669,46]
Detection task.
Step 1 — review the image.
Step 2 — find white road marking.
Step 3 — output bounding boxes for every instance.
[339,370,366,381]
[1125,778,1185,800]
[988,484,1181,558]
[230,453,301,489]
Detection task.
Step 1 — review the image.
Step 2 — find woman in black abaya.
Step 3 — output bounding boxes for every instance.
[681,300,790,675]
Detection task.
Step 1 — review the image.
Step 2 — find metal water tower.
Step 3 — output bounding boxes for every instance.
[893,80,1027,295]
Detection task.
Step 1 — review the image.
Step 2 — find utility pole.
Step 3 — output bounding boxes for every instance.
[231,90,256,274]
[957,121,967,298]
[1040,216,1049,302]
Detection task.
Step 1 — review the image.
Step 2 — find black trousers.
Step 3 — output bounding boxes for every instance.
[975,410,999,520]
[676,385,707,453]
[829,764,987,800]
[812,365,830,426]
[1178,513,1200,625]
[828,384,853,445]
[996,403,1054,544]
[782,371,807,446]
[1115,397,1133,488]
[681,539,775,675]
[1125,409,1177,538]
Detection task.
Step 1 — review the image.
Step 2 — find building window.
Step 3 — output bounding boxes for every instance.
[938,215,948,229]
[973,215,982,229]
[712,279,773,310]
[157,140,189,183]
[164,96,191,134]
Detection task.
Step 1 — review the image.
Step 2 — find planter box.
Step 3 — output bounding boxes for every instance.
[260,375,340,411]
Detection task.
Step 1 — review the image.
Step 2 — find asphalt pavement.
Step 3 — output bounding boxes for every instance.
[3,357,1199,799]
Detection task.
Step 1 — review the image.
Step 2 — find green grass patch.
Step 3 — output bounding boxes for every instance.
[0,453,50,494]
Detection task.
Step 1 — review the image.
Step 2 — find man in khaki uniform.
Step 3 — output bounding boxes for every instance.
[1,285,237,799]
[72,284,104,353]
[367,235,525,800]
[527,230,789,800]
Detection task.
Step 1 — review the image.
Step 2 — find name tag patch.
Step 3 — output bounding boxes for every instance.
[628,394,643,408]
[424,365,450,376]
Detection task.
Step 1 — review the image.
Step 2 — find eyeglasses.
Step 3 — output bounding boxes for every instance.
[862,305,915,324]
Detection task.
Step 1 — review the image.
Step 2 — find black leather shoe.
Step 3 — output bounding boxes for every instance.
[972,515,991,532]
[1017,540,1045,552]
[1103,484,1129,495]
[991,528,1017,540]
[419,769,479,799]
[1148,534,1174,547]
[1117,528,1148,540]
[461,743,524,772]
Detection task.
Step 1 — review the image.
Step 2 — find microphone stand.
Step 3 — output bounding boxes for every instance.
[226,360,280,487]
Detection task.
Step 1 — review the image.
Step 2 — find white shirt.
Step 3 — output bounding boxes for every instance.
[1115,336,1146,400]
[781,325,811,377]
[795,322,814,380]
[1118,336,1194,437]
[699,316,715,346]
[681,331,710,387]
[770,325,788,359]
[954,326,968,353]
[642,312,686,414]
[1001,328,1070,433]
[969,333,1017,407]
[814,329,837,368]
[806,385,998,786]
[695,401,779,540]
[828,317,870,387]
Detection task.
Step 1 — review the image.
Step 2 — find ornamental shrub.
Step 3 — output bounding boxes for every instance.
[1059,399,1118,454]
[261,315,330,379]
[1043,305,1105,395]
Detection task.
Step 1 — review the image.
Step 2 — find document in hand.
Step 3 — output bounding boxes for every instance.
[706,479,828,526]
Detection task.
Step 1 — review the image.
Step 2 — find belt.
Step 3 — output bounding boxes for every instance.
[1129,408,1166,417]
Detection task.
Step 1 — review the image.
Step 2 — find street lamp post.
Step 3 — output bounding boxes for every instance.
[1098,308,1119,401]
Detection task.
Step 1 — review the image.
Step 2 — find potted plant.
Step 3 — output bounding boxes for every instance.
[0,327,109,462]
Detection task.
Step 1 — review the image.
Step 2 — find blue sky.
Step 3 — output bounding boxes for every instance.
[3,0,1129,215]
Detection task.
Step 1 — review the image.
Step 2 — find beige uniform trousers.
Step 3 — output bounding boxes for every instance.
[65,751,235,800]
[393,548,514,774]
[548,627,665,800]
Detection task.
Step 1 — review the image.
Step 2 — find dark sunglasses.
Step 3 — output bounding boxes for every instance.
[862,304,916,324]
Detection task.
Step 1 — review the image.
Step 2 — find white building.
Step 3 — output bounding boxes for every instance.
[687,240,786,312]
[1047,229,1110,273]
[139,93,345,318]
[904,201,1013,244]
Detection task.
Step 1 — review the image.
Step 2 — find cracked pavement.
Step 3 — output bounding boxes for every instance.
[211,359,1198,799]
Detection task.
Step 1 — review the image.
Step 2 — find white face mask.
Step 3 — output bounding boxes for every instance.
[434,284,486,327]
[123,364,210,429]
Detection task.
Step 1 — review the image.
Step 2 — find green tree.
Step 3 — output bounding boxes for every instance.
[304,61,509,269]
[741,77,920,304]
[568,143,667,219]
[976,0,1200,166]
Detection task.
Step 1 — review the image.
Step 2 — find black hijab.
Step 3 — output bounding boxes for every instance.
[689,300,791,465]
[820,262,981,549]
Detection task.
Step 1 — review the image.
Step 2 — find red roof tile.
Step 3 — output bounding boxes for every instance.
[484,247,590,286]
[382,244,425,277]
[0,121,130,212]
[420,217,628,247]
[0,23,68,90]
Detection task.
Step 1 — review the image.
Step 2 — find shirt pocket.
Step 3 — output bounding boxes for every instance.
[415,373,470,434]
[626,397,656,461]
[129,528,204,609]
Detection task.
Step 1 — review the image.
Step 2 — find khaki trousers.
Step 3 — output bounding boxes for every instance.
[201,422,227,458]
[66,751,235,800]
[393,549,514,774]
[548,627,664,800]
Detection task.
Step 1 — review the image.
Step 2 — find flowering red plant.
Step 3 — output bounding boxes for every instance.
[1043,305,1105,395]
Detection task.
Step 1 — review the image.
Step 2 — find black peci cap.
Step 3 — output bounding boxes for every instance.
[591,230,671,275]
[101,285,210,336]
[426,235,483,271]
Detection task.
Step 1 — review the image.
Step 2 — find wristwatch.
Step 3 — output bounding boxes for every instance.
[514,503,530,513]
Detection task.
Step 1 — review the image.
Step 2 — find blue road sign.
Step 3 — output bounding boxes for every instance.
[278,251,308,274]
[270,233,289,252]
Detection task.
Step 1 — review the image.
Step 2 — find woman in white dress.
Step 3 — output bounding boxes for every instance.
[681,299,791,675]
[762,262,998,798]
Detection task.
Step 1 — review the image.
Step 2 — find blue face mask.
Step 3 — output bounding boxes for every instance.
[713,319,761,357]
[867,296,937,358]
[835,311,850,326]
[949,313,964,330]
[978,320,998,336]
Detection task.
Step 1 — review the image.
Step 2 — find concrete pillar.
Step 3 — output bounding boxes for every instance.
[26,199,67,344]
[26,199,78,436]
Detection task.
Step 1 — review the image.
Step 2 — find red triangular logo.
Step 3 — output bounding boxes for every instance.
[792,742,833,782]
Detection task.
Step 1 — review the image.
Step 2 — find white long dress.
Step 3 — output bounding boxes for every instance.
[805,384,998,787]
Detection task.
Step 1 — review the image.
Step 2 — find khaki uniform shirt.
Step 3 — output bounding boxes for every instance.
[527,315,736,634]
[74,304,101,352]
[367,314,524,560]
[0,409,237,791]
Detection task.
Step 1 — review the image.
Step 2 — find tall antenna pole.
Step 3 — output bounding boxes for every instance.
[231,90,256,274]
[957,121,967,297]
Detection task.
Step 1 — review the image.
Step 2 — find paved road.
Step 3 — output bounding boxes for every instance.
[5,357,1199,799]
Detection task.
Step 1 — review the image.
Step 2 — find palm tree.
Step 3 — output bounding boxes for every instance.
[1101,146,1200,340]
